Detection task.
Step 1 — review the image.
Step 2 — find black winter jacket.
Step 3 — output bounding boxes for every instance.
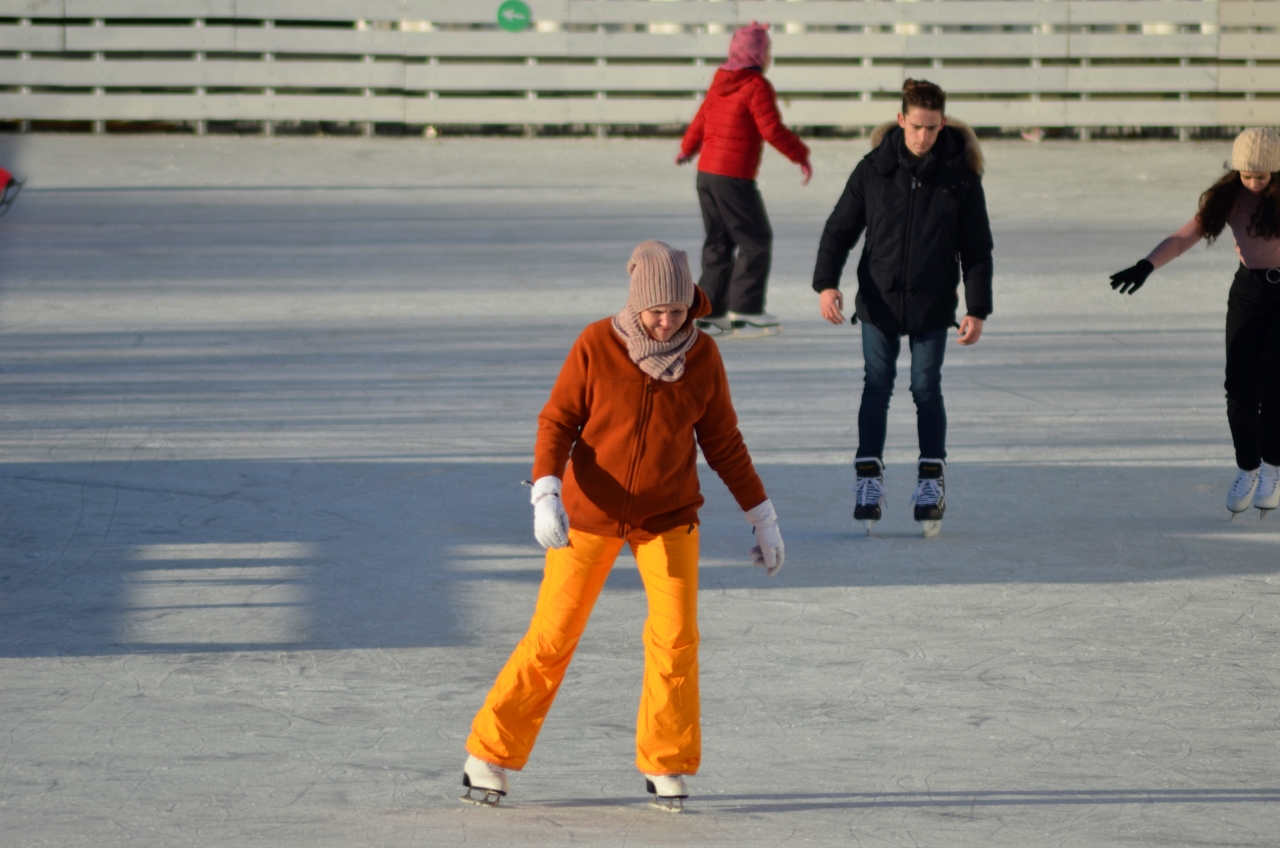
[812,120,994,335]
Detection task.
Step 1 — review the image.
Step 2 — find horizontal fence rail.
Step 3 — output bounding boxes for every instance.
[1,1,1279,136]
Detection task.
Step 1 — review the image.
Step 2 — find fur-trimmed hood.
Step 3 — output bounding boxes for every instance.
[869,117,984,176]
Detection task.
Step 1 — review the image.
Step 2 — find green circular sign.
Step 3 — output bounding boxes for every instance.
[497,0,531,32]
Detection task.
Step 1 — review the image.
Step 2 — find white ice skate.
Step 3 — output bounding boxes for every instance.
[726,310,782,339]
[1254,462,1280,518]
[1227,468,1260,519]
[461,754,509,807]
[696,314,735,335]
[853,457,885,535]
[643,773,689,812]
[913,458,946,538]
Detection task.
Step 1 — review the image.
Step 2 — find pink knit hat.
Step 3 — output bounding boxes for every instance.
[722,21,770,72]
[626,240,695,312]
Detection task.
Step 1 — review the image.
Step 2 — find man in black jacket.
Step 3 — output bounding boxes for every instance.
[812,78,993,538]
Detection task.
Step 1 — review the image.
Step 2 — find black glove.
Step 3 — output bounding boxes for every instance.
[1110,259,1154,295]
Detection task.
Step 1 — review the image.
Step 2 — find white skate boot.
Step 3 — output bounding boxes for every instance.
[696,314,735,335]
[1227,468,1260,519]
[726,310,781,338]
[1254,462,1280,517]
[643,773,689,812]
[853,457,885,535]
[461,754,509,807]
[913,458,946,538]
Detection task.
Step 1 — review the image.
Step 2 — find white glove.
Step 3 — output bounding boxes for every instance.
[531,476,570,549]
[744,499,784,577]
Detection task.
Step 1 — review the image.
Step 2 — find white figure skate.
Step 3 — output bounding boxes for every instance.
[461,754,509,807]
[1227,468,1260,519]
[725,310,782,339]
[695,314,735,335]
[644,773,689,812]
[1254,462,1280,518]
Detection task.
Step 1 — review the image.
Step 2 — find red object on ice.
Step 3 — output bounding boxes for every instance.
[0,165,24,217]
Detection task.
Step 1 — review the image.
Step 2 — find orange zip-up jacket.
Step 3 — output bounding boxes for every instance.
[531,288,768,540]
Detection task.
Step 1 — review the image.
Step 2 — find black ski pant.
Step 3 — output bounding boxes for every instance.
[1225,264,1280,470]
[695,171,772,316]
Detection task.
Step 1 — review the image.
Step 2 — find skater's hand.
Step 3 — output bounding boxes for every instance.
[819,288,844,325]
[745,499,785,577]
[675,150,694,166]
[1109,259,1153,295]
[531,476,570,549]
[957,315,984,346]
[800,158,813,186]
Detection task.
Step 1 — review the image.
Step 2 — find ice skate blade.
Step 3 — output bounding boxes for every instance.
[648,797,684,813]
[719,325,781,341]
[860,519,876,536]
[460,788,503,807]
[1260,508,1274,520]
[920,520,941,538]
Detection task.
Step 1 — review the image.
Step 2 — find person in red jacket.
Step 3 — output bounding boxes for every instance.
[678,21,811,335]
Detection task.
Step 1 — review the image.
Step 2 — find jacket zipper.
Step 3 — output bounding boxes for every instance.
[618,377,656,537]
[899,174,918,303]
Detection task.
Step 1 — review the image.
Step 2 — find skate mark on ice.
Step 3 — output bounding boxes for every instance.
[700,787,1280,813]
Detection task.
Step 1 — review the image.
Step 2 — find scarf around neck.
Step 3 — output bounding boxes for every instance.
[611,305,698,382]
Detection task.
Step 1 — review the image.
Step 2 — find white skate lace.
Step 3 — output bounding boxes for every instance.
[1231,469,1260,498]
[913,478,943,507]
[855,475,884,506]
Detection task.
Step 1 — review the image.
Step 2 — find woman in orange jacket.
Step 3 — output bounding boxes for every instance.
[461,240,785,812]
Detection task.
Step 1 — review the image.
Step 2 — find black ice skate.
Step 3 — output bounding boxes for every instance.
[913,459,946,538]
[461,754,509,807]
[644,773,689,812]
[853,457,885,534]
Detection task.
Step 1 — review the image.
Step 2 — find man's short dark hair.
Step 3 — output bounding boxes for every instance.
[901,78,946,115]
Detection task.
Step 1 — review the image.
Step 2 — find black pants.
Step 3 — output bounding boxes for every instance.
[695,171,772,316]
[1225,264,1280,469]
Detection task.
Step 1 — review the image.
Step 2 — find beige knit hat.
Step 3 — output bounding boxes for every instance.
[1232,127,1280,173]
[626,240,695,312]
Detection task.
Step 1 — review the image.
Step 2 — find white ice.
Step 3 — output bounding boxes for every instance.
[0,133,1277,847]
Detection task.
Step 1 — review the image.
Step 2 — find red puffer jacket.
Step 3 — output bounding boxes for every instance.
[680,68,810,181]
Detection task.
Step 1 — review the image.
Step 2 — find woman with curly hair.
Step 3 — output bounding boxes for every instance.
[1108,127,1280,517]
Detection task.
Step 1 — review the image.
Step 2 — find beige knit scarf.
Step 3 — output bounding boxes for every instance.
[611,305,698,382]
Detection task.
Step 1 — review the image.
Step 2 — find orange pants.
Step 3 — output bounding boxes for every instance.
[466,526,701,776]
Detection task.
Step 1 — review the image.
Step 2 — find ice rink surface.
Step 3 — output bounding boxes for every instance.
[1,132,1277,846]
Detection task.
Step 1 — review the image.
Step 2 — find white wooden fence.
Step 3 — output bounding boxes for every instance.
[2,0,1279,135]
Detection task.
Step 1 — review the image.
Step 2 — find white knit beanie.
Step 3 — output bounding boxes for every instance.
[626,240,695,312]
[1232,127,1280,173]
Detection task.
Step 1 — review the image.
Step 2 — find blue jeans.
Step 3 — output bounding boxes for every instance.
[857,321,947,461]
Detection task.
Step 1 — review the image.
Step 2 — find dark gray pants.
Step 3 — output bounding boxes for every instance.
[695,172,772,316]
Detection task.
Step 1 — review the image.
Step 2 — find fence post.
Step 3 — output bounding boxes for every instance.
[595,57,607,140]
[18,17,30,132]
[194,19,207,135]
[92,18,104,134]
[263,20,275,136]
